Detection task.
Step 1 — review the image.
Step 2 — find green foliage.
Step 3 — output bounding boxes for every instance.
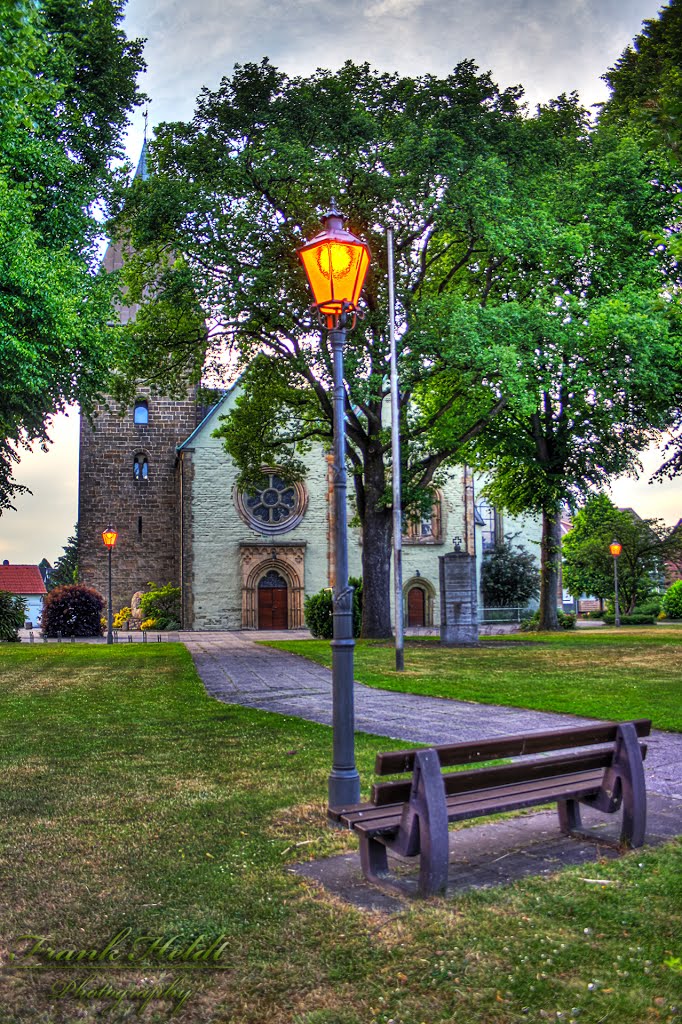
[520,610,576,632]
[139,583,181,630]
[304,578,362,639]
[0,0,145,511]
[603,613,657,625]
[662,579,682,619]
[0,592,26,642]
[42,584,104,637]
[563,495,681,613]
[47,525,78,589]
[480,537,540,608]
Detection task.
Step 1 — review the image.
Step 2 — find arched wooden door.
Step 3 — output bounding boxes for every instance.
[258,570,288,630]
[407,586,426,627]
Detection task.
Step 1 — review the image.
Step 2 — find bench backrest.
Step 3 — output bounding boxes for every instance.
[371,720,651,808]
[374,719,651,775]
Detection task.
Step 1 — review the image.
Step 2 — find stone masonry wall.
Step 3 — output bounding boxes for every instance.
[78,391,200,617]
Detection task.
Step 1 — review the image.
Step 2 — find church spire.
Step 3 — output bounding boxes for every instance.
[134,109,149,180]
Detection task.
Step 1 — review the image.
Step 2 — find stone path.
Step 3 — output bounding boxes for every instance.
[180,630,682,800]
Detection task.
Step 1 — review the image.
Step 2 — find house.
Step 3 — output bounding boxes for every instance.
[0,562,46,626]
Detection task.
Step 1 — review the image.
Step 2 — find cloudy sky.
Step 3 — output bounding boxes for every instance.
[2,0,680,565]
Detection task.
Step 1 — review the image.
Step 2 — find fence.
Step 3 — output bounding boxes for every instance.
[480,606,535,624]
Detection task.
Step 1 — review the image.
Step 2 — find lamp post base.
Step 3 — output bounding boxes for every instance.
[328,768,361,809]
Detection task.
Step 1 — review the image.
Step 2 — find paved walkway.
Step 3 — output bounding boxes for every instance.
[180,630,682,800]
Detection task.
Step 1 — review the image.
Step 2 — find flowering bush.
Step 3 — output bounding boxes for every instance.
[113,606,132,629]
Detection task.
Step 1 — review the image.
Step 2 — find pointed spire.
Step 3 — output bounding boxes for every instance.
[134,138,148,181]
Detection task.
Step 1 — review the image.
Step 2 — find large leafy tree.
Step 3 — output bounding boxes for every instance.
[417,98,682,628]
[600,0,682,480]
[0,0,145,511]
[563,494,682,612]
[115,59,537,637]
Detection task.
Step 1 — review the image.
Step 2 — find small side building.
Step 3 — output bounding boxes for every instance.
[0,562,47,626]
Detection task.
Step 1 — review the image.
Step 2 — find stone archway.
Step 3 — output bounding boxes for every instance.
[403,576,436,628]
[240,544,305,629]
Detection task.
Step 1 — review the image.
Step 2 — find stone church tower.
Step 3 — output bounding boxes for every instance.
[78,143,201,618]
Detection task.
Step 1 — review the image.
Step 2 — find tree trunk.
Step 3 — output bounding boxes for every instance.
[358,450,393,638]
[539,503,562,630]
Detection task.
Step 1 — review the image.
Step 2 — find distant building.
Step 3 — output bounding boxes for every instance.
[0,563,46,625]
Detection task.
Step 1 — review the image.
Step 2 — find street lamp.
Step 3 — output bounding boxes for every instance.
[298,204,371,809]
[102,526,118,644]
[609,539,622,627]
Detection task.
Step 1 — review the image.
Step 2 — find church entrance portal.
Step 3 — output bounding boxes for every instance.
[407,585,426,627]
[257,570,288,630]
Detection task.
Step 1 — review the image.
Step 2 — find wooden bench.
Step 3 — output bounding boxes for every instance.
[328,719,651,897]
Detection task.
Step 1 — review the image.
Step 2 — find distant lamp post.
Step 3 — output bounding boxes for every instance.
[298,204,371,809]
[102,526,118,645]
[609,539,622,627]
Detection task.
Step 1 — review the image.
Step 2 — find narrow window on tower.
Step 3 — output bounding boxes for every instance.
[133,454,149,480]
[138,516,143,536]
[133,399,148,425]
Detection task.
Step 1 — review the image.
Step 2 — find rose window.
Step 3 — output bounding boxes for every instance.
[236,470,307,535]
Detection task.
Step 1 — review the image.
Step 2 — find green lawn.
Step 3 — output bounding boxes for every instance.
[267,627,682,732]
[0,643,680,1024]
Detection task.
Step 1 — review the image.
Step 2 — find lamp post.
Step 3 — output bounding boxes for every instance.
[298,205,371,809]
[102,526,118,644]
[609,539,622,627]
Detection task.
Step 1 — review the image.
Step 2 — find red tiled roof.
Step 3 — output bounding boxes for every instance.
[0,565,47,595]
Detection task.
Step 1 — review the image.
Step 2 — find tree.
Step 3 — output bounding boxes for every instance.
[111,59,560,637]
[48,526,79,590]
[0,0,146,511]
[42,583,104,637]
[601,0,682,159]
[563,494,682,612]
[480,537,540,608]
[418,97,682,628]
[600,0,682,481]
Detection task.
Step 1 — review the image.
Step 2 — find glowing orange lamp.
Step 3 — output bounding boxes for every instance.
[298,205,371,329]
[102,526,118,644]
[609,540,622,558]
[102,527,118,549]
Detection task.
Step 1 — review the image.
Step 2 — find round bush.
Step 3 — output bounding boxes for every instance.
[304,578,363,638]
[662,580,682,620]
[42,584,104,637]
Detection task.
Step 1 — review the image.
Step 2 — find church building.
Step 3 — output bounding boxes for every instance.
[77,147,541,630]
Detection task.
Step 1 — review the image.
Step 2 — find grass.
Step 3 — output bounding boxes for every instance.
[0,643,680,1023]
[266,627,682,732]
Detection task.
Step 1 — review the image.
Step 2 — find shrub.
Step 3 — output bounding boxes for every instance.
[139,583,181,630]
[113,606,132,629]
[42,584,104,637]
[305,577,363,639]
[662,580,682,620]
[140,618,159,631]
[481,538,540,608]
[520,609,576,632]
[0,591,26,642]
[603,613,656,625]
[632,598,662,617]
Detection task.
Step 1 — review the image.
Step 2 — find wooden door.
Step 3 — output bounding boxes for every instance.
[258,571,288,630]
[407,586,426,627]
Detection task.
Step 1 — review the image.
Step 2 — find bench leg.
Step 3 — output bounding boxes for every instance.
[417,818,449,898]
[557,798,582,836]
[358,833,390,887]
[614,723,647,847]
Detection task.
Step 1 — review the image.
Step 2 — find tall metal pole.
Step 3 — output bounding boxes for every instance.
[328,317,361,808]
[106,546,113,645]
[387,226,404,671]
[613,556,621,627]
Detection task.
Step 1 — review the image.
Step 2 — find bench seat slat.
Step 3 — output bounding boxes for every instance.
[344,768,607,836]
[375,719,651,775]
